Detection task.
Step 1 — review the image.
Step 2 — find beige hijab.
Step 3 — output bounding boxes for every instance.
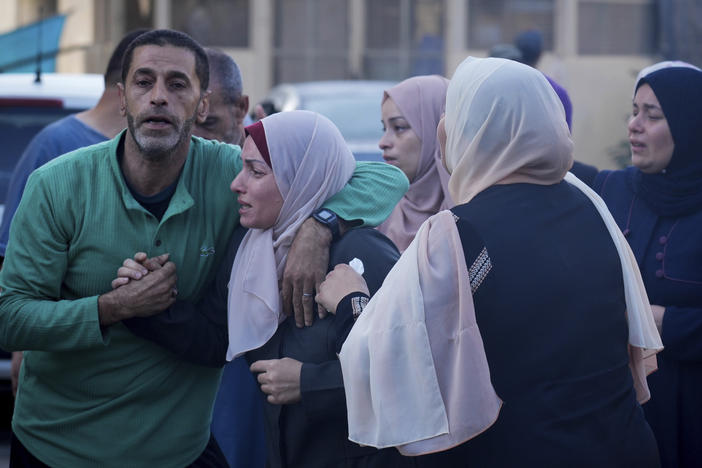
[339,57,662,455]
[226,111,356,360]
[377,75,452,251]
[444,57,572,204]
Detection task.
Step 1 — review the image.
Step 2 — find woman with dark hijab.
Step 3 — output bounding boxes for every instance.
[592,65,702,468]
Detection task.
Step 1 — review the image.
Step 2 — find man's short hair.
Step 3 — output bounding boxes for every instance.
[205,48,243,104]
[104,29,150,86]
[121,29,210,91]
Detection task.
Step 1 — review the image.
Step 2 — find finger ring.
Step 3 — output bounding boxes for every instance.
[171,288,178,298]
[302,293,314,297]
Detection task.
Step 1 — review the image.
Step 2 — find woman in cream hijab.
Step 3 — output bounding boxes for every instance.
[317,57,662,466]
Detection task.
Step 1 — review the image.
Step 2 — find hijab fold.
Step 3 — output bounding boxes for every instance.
[377,75,452,251]
[226,111,356,360]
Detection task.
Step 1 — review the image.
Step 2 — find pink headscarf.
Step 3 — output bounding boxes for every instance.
[377,75,452,251]
[226,111,356,360]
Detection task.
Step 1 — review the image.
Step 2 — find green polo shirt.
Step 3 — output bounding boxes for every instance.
[0,132,408,467]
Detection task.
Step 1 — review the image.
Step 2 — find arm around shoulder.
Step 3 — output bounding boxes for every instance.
[322,162,409,228]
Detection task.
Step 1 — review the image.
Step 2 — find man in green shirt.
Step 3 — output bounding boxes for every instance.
[0,30,407,468]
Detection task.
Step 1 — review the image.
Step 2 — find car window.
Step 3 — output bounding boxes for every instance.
[302,96,383,143]
[0,106,77,203]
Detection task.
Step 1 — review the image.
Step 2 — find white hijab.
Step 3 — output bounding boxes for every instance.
[226,110,356,360]
[339,57,662,455]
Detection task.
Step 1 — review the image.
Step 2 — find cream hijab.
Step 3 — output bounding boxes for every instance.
[339,57,662,455]
[377,75,452,251]
[444,57,572,204]
[226,110,356,360]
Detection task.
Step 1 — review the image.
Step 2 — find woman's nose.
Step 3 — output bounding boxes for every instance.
[628,114,642,134]
[378,132,391,150]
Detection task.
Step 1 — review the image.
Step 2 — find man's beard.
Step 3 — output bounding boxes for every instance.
[127,111,196,161]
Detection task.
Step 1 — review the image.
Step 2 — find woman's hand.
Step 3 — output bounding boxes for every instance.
[315,264,369,314]
[250,358,303,405]
[111,252,171,289]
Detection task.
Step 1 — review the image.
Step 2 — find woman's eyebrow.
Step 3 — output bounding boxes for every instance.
[387,116,407,123]
[243,158,270,166]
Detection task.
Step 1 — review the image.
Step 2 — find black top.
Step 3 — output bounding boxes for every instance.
[336,183,660,468]
[247,228,415,468]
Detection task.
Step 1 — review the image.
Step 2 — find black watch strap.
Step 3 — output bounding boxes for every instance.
[312,208,340,241]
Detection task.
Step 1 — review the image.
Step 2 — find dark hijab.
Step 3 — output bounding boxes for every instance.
[632,67,702,217]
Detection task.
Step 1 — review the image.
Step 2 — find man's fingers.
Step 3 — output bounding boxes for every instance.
[111,277,130,289]
[281,278,293,318]
[292,279,305,328]
[118,264,145,280]
[122,259,148,276]
[133,252,148,262]
[302,278,315,327]
[153,253,171,266]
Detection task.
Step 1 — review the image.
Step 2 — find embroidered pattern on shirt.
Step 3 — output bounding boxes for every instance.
[452,213,460,223]
[351,296,369,320]
[199,246,215,257]
[468,247,492,294]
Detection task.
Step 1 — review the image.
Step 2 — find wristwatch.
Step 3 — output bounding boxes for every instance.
[312,208,340,241]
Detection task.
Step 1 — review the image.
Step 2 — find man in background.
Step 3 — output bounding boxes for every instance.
[513,29,573,131]
[194,48,249,147]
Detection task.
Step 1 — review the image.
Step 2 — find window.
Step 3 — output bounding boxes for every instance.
[171,0,249,47]
[125,0,154,32]
[467,0,554,50]
[578,1,657,54]
[274,0,349,83]
[365,0,445,80]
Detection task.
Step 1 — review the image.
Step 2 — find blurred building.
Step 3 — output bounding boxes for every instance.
[1,0,698,170]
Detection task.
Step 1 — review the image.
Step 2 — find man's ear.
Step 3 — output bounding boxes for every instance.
[236,95,250,122]
[197,89,211,124]
[117,83,127,117]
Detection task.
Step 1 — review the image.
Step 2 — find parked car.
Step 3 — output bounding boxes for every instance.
[0,73,104,221]
[259,80,396,161]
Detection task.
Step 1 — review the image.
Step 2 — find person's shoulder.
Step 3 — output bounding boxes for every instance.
[570,160,599,187]
[336,227,397,249]
[188,136,242,175]
[32,136,112,178]
[35,114,80,136]
[593,167,634,194]
[331,228,400,265]
[191,136,241,160]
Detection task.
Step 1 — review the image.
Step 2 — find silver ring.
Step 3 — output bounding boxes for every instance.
[302,293,314,297]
